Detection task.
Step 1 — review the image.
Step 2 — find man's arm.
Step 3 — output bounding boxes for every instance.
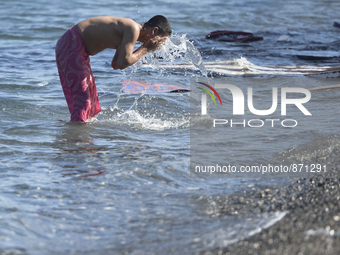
[111,24,139,70]
[111,48,120,69]
[111,26,167,70]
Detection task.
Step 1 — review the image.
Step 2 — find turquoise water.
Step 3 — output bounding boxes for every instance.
[1,0,340,254]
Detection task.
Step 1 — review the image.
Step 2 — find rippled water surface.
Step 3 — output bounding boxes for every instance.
[1,0,340,254]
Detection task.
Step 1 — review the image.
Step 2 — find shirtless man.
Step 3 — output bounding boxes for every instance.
[55,15,172,122]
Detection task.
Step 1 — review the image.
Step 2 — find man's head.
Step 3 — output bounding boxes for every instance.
[143,15,172,37]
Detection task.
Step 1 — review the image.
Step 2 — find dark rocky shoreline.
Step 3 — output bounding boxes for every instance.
[202,161,340,254]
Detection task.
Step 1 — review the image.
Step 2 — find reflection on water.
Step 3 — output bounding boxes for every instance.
[54,123,108,177]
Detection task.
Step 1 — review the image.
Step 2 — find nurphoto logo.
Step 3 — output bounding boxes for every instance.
[197,81,312,128]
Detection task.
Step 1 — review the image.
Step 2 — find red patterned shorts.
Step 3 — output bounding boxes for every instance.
[55,25,101,122]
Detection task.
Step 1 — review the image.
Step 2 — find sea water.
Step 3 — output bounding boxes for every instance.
[1,0,340,254]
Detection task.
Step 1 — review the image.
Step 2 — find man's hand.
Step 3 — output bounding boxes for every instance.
[112,34,168,70]
[143,35,167,52]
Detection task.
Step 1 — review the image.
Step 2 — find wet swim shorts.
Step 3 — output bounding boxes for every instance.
[55,25,101,122]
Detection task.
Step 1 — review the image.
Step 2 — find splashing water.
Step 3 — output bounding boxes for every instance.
[131,34,208,77]
[113,34,208,111]
[108,110,190,131]
[109,34,208,129]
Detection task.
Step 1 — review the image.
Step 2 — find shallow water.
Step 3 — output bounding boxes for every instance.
[1,0,340,254]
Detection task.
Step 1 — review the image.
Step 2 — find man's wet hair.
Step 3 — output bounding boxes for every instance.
[144,15,172,36]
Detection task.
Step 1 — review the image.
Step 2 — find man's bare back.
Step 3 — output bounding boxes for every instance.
[76,16,139,56]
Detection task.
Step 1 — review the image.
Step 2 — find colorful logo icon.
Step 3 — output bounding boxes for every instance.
[197,82,222,106]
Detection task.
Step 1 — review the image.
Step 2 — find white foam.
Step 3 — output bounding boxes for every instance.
[106,110,189,131]
[155,56,340,76]
[198,211,288,249]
